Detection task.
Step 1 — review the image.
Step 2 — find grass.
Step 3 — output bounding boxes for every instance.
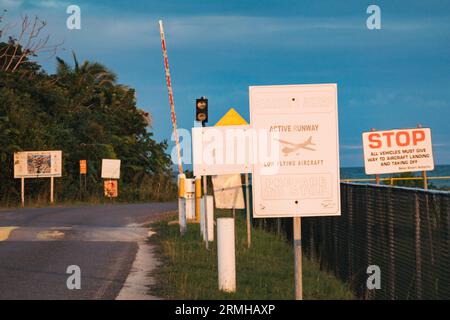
[149,212,354,300]
[0,194,176,210]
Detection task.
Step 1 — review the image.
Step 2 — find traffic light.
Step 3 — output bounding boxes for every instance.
[196,97,208,124]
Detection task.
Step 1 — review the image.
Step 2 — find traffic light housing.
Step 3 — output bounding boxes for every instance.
[196,97,208,124]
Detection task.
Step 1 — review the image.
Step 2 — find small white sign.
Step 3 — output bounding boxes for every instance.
[192,125,253,176]
[250,84,341,218]
[14,151,62,178]
[212,174,245,209]
[362,128,434,175]
[101,159,121,179]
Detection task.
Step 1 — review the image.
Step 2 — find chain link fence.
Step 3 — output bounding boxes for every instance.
[252,183,450,300]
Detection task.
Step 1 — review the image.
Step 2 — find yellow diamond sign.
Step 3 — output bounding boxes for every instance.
[215,108,248,127]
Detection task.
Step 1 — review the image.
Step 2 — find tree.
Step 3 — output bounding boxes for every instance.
[0,13,62,73]
[0,35,175,204]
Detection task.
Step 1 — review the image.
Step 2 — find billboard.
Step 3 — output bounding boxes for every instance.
[362,128,434,175]
[250,84,341,218]
[101,159,121,179]
[14,151,62,178]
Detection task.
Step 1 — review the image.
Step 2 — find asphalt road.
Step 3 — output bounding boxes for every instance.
[0,202,176,300]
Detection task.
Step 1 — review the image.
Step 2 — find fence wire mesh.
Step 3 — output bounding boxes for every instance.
[251,183,450,300]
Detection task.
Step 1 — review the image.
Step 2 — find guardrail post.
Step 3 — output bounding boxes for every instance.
[217,218,236,292]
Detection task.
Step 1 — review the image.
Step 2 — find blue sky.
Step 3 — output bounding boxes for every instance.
[1,0,449,167]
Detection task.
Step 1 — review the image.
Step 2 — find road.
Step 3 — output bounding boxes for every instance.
[0,202,177,300]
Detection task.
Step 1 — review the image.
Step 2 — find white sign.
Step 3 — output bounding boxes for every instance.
[250,84,341,218]
[101,159,121,179]
[362,128,434,175]
[14,151,62,178]
[192,125,253,176]
[212,174,245,209]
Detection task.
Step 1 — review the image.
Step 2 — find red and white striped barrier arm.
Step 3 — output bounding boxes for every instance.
[159,20,183,175]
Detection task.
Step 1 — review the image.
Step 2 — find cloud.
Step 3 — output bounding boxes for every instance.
[0,0,23,9]
[33,0,68,8]
[349,92,449,110]
[0,0,68,10]
[3,5,450,55]
[341,144,363,150]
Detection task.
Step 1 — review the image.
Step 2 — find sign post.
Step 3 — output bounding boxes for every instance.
[245,173,251,249]
[21,177,25,207]
[417,124,428,190]
[203,176,209,249]
[293,216,302,300]
[422,171,428,190]
[370,128,381,185]
[195,176,201,222]
[79,160,87,194]
[50,176,54,204]
[250,84,341,300]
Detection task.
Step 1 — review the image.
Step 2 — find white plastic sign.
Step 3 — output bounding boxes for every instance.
[250,84,341,218]
[14,151,62,178]
[101,159,121,179]
[362,128,434,175]
[192,125,253,176]
[212,174,245,209]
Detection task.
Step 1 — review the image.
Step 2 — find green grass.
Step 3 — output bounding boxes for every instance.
[150,213,354,300]
[0,195,176,210]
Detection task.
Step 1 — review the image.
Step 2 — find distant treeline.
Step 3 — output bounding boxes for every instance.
[0,37,176,205]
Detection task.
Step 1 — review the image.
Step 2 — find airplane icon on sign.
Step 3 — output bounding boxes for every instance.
[277,136,316,156]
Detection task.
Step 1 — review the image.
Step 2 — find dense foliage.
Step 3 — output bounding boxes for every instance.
[0,44,176,205]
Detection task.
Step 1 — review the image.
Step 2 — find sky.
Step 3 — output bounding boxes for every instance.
[1,0,449,167]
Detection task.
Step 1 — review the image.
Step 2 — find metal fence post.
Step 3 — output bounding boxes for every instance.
[415,193,423,299]
[387,188,396,300]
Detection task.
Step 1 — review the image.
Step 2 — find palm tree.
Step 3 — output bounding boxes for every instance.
[56,52,117,111]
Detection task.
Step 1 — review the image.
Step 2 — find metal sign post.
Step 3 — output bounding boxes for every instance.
[21,177,25,207]
[195,176,201,223]
[203,176,209,250]
[417,124,428,190]
[79,160,87,195]
[50,177,54,204]
[370,128,380,185]
[245,173,251,249]
[293,217,302,300]
[422,171,428,190]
